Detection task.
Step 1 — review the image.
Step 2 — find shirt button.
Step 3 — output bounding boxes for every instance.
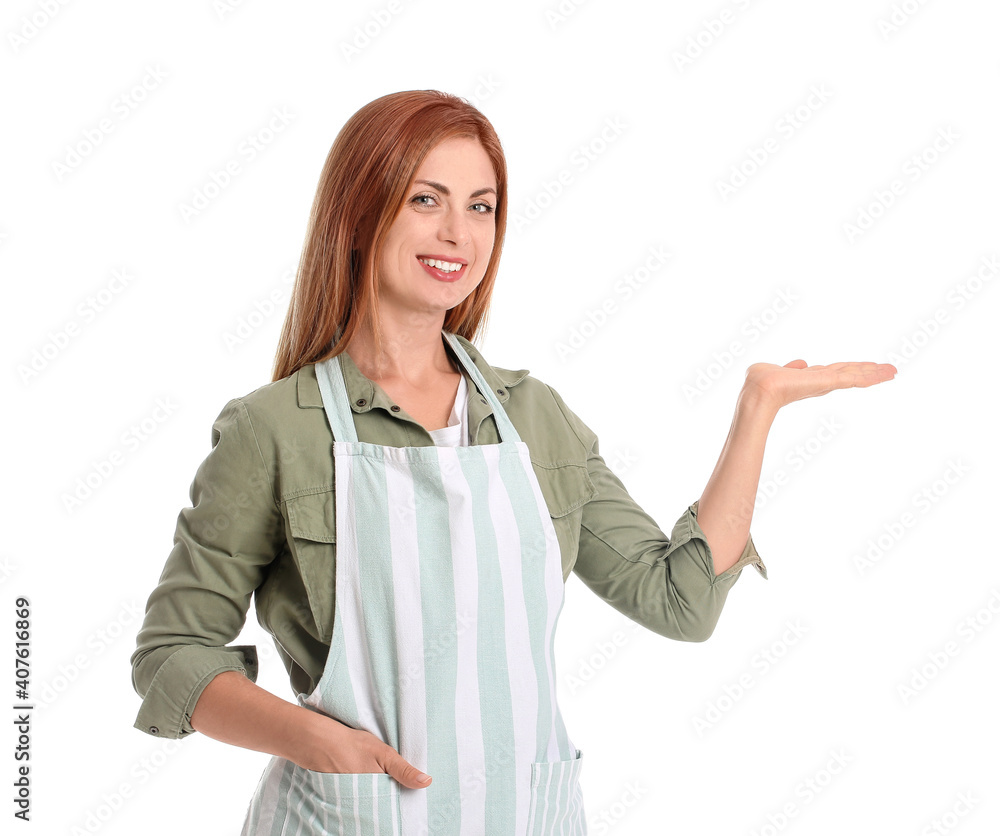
[149,726,159,734]
[355,398,367,407]
[496,388,505,396]
[390,405,401,413]
[480,396,488,404]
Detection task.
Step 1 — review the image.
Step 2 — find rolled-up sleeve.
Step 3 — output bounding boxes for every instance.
[130,398,284,738]
[547,389,767,643]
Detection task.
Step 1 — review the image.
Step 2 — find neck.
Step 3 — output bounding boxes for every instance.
[344,314,457,383]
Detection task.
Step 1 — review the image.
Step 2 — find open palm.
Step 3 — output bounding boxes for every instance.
[744,359,897,412]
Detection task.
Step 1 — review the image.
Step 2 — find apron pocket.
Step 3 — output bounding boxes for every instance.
[526,749,587,835]
[286,768,402,835]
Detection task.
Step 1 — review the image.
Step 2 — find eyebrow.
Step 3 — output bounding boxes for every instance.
[415,179,497,199]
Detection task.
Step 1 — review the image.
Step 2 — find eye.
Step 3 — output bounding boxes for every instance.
[471,202,495,215]
[410,193,437,207]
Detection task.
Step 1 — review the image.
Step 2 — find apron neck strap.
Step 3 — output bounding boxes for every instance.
[443,330,520,444]
[315,352,358,443]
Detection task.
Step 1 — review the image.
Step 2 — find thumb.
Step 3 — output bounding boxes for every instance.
[379,747,432,789]
[783,359,808,369]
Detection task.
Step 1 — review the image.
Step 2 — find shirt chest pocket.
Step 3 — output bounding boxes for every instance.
[281,488,337,640]
[532,460,596,581]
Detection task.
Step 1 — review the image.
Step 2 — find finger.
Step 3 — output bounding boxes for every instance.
[846,362,897,382]
[378,747,432,789]
[821,361,894,374]
[828,363,897,389]
[856,364,897,386]
[783,359,808,369]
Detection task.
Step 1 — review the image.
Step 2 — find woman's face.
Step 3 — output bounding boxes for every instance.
[376,136,497,325]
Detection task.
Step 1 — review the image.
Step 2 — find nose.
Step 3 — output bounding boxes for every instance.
[438,206,470,246]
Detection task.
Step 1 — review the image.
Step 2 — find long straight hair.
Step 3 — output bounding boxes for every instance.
[271,90,508,382]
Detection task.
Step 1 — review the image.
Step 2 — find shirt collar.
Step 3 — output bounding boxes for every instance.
[296,333,529,412]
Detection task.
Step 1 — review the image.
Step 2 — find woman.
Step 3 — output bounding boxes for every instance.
[130,90,895,835]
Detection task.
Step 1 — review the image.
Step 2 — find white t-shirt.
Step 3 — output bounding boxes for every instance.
[427,372,469,447]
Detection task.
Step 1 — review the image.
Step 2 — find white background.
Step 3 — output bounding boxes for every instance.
[4,0,998,834]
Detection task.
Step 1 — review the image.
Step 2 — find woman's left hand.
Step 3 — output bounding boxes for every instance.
[743,359,897,413]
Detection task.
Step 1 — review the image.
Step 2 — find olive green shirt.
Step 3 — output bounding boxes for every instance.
[130,334,767,739]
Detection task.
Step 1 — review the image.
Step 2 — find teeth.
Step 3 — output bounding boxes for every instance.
[419,257,463,273]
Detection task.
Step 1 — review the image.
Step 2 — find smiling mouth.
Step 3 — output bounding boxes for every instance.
[417,257,465,273]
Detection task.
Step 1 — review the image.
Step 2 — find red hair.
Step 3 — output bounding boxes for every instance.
[272,90,508,382]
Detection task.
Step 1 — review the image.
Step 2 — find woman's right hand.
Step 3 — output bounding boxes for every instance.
[291,709,432,789]
[190,671,431,790]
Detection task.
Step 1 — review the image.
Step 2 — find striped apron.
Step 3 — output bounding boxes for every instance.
[242,330,586,835]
